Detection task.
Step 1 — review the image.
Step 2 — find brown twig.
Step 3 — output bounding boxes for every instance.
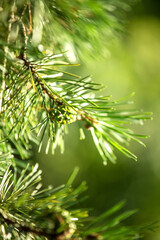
[0,211,68,239]
[27,0,32,34]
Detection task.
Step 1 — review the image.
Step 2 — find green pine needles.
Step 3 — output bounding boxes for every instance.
[0,165,147,239]
[0,0,153,239]
[1,51,151,164]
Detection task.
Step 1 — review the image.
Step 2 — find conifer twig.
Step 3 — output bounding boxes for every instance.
[0,211,67,239]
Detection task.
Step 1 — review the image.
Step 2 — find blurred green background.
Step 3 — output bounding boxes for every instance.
[34,1,160,239]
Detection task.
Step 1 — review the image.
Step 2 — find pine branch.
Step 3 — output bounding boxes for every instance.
[0,165,150,239]
[0,1,155,239]
[1,50,152,163]
[40,0,137,59]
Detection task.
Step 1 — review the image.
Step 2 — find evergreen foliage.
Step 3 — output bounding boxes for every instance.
[0,0,153,239]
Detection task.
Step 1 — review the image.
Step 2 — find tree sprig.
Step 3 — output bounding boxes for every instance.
[1,51,152,164]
